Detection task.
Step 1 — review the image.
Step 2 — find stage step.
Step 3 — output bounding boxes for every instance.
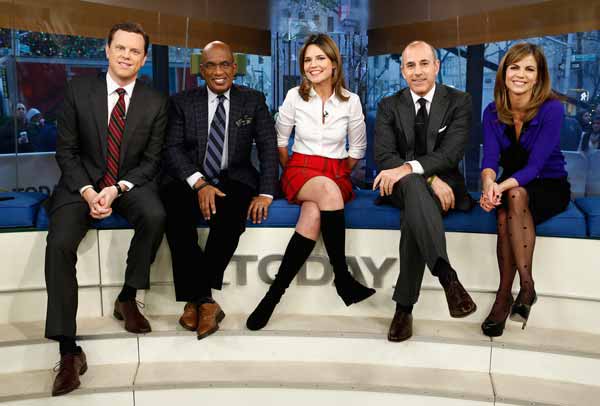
[1,314,598,405]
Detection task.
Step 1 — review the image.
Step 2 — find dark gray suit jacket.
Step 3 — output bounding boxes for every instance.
[162,84,278,196]
[374,84,472,209]
[47,75,168,214]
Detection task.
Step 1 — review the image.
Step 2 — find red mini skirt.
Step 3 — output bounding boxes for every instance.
[281,152,354,204]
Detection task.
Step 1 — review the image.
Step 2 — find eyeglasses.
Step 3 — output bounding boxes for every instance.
[201,61,234,72]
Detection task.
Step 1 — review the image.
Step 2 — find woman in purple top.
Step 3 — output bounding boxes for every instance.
[480,43,570,337]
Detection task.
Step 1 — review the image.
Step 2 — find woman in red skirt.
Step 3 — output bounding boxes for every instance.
[246,33,375,331]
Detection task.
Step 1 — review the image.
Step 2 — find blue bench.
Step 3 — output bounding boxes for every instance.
[575,197,600,238]
[20,190,588,239]
[0,192,48,228]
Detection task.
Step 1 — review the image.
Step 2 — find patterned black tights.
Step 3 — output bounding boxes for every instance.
[489,187,536,320]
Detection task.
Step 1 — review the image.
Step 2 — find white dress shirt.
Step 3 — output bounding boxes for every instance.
[186,88,231,189]
[79,72,136,195]
[276,86,366,160]
[407,84,436,175]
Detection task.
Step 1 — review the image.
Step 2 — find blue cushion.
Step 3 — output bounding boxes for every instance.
[0,192,47,228]
[444,204,497,233]
[536,201,587,238]
[575,197,600,238]
[31,189,587,239]
[346,189,400,229]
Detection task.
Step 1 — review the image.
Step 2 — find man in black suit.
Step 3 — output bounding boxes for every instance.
[374,40,477,342]
[162,41,278,340]
[44,22,167,396]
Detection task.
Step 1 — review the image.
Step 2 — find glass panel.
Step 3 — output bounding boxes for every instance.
[0,27,15,191]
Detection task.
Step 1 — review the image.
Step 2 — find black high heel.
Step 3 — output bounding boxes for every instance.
[510,286,537,329]
[481,292,514,337]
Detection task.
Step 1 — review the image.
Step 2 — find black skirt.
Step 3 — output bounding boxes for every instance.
[498,125,571,225]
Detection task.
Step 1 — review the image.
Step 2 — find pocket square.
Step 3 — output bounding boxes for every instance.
[235,116,253,127]
[438,125,447,133]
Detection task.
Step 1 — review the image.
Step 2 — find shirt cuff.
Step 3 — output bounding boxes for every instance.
[118,180,134,192]
[259,194,273,199]
[186,172,204,189]
[407,160,424,175]
[79,185,94,196]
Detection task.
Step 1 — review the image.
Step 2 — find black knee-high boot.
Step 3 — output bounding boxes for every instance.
[320,209,375,306]
[246,232,316,330]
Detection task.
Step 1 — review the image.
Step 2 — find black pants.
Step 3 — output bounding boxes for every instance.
[161,175,254,302]
[44,183,166,339]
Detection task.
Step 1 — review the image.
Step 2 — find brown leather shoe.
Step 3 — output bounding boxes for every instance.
[197,301,225,340]
[444,278,477,318]
[113,298,152,333]
[52,350,87,396]
[388,309,413,342]
[179,302,198,331]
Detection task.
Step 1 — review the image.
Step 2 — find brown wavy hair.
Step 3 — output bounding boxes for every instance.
[494,43,555,125]
[298,33,349,102]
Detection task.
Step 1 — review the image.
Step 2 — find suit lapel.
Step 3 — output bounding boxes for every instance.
[118,81,145,166]
[398,89,417,160]
[90,76,108,161]
[193,87,209,165]
[427,84,449,153]
[227,85,243,163]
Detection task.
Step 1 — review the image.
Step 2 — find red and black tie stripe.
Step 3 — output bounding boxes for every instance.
[100,88,126,189]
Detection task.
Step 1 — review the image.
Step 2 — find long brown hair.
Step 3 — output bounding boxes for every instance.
[298,33,349,102]
[494,43,554,125]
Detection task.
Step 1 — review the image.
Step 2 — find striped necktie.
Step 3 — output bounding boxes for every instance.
[100,87,126,189]
[204,94,226,183]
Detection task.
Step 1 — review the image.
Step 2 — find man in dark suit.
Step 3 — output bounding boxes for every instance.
[44,22,167,396]
[374,40,477,342]
[161,41,278,340]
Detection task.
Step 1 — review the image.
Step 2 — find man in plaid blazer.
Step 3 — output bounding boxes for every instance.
[161,41,278,340]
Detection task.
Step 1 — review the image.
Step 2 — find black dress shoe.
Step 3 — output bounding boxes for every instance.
[388,309,413,342]
[52,350,87,396]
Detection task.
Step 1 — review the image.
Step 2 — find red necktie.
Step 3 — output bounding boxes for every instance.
[100,88,126,189]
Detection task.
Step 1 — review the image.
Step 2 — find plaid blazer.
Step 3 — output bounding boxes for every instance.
[163,84,278,196]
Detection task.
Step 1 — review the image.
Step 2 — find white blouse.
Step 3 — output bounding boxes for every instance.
[276,86,367,159]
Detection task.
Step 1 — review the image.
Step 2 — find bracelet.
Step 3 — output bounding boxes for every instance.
[194,181,210,192]
[427,175,436,186]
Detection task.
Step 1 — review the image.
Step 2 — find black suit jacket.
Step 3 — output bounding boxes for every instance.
[162,84,278,196]
[374,84,473,209]
[46,75,168,213]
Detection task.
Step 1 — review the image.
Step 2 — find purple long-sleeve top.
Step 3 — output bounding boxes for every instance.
[481,99,567,186]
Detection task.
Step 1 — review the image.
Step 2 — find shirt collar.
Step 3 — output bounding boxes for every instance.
[309,86,344,106]
[106,72,136,97]
[207,87,231,103]
[410,84,436,106]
